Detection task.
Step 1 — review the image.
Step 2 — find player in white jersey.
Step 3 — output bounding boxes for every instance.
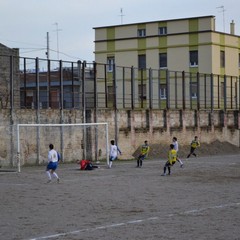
[172,137,184,168]
[46,144,60,183]
[108,140,122,168]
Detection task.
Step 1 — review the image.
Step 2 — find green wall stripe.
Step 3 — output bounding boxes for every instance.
[107,28,115,52]
[159,36,167,48]
[189,19,198,32]
[138,38,146,50]
[220,34,225,46]
[107,27,115,40]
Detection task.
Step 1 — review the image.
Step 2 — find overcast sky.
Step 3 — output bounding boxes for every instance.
[0,0,239,62]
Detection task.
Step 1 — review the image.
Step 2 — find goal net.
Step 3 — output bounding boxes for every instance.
[16,123,109,172]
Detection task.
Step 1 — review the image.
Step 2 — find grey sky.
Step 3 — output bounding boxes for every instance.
[0,0,239,62]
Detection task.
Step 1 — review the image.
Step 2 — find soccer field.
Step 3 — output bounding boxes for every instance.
[1,154,240,240]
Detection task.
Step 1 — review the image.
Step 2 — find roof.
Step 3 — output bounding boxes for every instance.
[93,15,215,29]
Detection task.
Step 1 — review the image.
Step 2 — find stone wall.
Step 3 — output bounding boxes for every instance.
[0,108,239,167]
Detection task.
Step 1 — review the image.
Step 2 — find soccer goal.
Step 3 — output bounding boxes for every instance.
[16,122,109,172]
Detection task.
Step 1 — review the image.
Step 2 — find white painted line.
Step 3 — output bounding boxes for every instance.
[27,202,240,240]
[0,183,29,186]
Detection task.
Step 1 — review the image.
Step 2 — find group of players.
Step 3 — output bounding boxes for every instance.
[44,136,200,183]
[161,136,200,176]
[108,136,200,175]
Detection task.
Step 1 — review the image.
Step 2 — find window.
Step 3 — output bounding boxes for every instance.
[189,51,198,67]
[107,57,115,72]
[138,55,146,69]
[159,53,167,68]
[138,84,146,100]
[159,27,167,35]
[138,29,146,37]
[190,82,197,98]
[160,84,167,99]
[220,51,225,68]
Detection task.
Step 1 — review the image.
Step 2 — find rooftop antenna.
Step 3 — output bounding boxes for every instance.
[53,22,62,60]
[217,5,226,32]
[119,8,125,24]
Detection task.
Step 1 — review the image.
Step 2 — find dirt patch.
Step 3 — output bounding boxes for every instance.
[133,140,240,159]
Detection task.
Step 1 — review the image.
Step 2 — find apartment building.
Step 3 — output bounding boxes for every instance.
[94,15,240,75]
[94,16,240,110]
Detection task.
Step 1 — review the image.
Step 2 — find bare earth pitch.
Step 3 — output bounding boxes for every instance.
[0,153,240,240]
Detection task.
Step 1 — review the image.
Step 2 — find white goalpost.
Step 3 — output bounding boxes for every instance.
[16,122,109,173]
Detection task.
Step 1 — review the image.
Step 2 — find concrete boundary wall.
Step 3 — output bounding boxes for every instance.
[0,109,239,167]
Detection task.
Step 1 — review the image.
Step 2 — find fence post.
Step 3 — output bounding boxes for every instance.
[35,57,40,165]
[210,73,214,112]
[149,68,153,109]
[104,64,108,108]
[59,60,63,110]
[113,63,117,110]
[166,69,169,109]
[175,71,177,109]
[197,72,200,110]
[123,67,125,108]
[113,63,118,144]
[140,68,144,108]
[158,69,161,109]
[93,61,97,109]
[47,59,51,109]
[224,74,227,111]
[204,74,207,109]
[190,72,192,109]
[230,76,233,109]
[10,55,14,112]
[131,66,135,109]
[77,60,82,109]
[182,71,185,110]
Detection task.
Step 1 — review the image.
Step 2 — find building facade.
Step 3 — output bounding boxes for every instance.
[94,15,240,76]
[94,16,240,110]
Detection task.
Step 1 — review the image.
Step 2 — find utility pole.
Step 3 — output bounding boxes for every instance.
[46,32,50,59]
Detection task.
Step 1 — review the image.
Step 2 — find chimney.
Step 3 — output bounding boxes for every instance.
[230,20,235,35]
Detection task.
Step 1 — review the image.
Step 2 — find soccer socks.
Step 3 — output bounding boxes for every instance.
[109,161,112,168]
[46,171,51,180]
[137,159,142,167]
[52,172,59,179]
[137,159,140,167]
[177,158,183,165]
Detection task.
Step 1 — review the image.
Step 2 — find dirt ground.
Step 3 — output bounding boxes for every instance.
[0,141,240,240]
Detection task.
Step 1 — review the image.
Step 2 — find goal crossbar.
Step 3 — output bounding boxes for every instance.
[17,123,109,172]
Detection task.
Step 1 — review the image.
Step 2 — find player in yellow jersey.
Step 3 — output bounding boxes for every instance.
[187,136,200,158]
[136,140,150,167]
[161,144,177,176]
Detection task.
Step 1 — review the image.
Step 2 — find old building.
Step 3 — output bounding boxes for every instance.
[0,43,19,109]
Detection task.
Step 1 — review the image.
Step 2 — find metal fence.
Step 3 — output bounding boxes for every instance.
[0,55,239,111]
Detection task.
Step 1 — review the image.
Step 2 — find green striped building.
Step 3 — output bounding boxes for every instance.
[94,15,240,76]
